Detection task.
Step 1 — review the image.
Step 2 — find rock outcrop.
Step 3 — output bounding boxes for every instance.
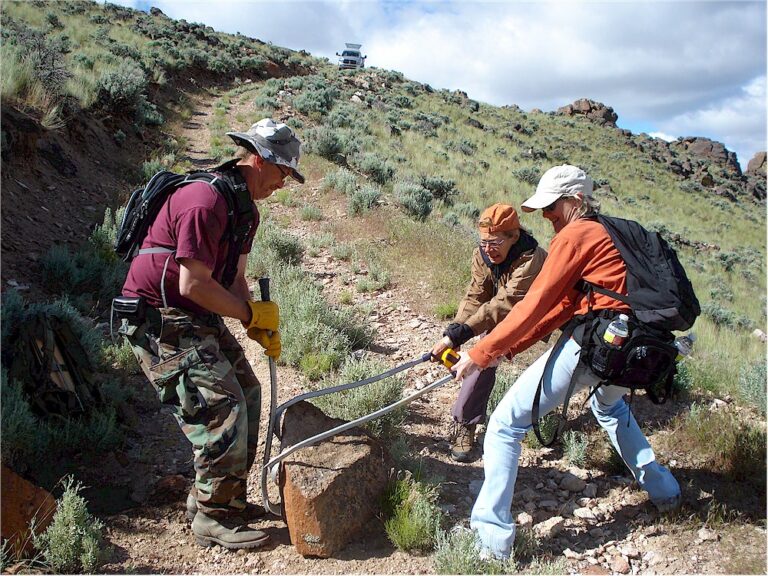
[557,98,618,127]
[669,137,742,177]
[746,151,766,177]
[279,401,392,558]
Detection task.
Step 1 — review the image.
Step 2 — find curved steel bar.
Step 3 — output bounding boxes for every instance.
[271,352,432,435]
[263,373,453,474]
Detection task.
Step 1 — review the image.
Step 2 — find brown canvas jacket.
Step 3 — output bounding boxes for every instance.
[455,243,547,336]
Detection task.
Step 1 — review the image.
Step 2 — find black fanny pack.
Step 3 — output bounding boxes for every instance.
[581,312,677,403]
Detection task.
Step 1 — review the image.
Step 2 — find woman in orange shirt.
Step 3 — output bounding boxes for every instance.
[453,165,681,560]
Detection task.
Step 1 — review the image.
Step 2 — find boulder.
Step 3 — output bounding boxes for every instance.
[279,401,392,558]
[556,98,618,127]
[670,136,741,176]
[1,465,57,557]
[746,151,766,176]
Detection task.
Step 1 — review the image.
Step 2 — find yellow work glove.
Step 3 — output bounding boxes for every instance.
[246,328,281,360]
[244,300,279,332]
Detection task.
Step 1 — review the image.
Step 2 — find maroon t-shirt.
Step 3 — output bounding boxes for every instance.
[122,180,258,314]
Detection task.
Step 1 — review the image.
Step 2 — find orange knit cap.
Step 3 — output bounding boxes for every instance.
[478,203,520,234]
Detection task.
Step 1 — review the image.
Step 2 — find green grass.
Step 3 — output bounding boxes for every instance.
[664,402,766,486]
[382,477,442,553]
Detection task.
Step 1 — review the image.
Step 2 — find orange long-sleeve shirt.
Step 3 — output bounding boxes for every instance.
[469,218,630,368]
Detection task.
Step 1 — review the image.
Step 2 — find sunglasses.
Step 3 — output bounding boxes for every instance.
[479,238,506,249]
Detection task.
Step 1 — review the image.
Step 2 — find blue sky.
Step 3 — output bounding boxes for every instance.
[113,0,766,170]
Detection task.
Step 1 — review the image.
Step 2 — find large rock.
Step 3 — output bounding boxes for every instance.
[1,464,57,557]
[746,151,766,176]
[670,136,741,176]
[279,401,392,558]
[556,98,618,127]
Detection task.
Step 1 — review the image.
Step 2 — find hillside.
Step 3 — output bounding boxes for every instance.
[1,1,766,575]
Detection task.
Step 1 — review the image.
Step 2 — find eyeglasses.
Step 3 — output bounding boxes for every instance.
[479,238,506,249]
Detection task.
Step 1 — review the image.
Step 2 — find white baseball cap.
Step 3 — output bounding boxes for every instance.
[521,164,593,212]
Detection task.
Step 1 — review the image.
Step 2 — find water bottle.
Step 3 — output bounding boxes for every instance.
[603,313,630,348]
[674,332,696,361]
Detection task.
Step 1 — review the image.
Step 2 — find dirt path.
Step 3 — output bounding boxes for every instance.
[97,86,766,575]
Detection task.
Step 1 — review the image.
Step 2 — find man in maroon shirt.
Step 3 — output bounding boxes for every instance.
[118,119,303,550]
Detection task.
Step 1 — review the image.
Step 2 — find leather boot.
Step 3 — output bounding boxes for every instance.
[451,424,476,462]
[186,489,267,522]
[191,511,270,549]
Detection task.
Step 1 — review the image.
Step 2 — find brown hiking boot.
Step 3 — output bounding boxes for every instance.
[451,424,476,462]
[186,490,267,523]
[191,512,270,550]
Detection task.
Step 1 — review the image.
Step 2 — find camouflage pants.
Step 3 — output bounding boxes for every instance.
[121,307,261,518]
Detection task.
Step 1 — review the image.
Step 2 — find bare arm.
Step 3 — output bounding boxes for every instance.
[178,257,251,322]
[228,254,252,301]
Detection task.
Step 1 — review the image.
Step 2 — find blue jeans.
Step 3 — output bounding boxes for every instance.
[469,338,680,558]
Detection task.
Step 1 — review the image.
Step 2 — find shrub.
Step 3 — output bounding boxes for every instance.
[98,58,147,111]
[248,259,374,378]
[292,83,339,116]
[383,478,441,553]
[321,167,357,195]
[1,370,45,469]
[135,96,164,126]
[667,403,766,485]
[513,166,541,185]
[701,302,753,330]
[524,413,560,449]
[246,223,304,276]
[101,340,140,374]
[351,152,395,185]
[39,236,127,311]
[254,95,278,110]
[486,368,515,418]
[300,204,323,221]
[303,126,344,160]
[311,357,405,439]
[738,362,766,415]
[562,430,588,467]
[419,175,458,203]
[34,477,106,573]
[356,262,390,293]
[327,103,367,130]
[3,23,71,96]
[348,184,381,215]
[331,243,353,261]
[395,180,432,221]
[454,201,481,219]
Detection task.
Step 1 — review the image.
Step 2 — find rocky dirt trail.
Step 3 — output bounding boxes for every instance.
[95,87,765,574]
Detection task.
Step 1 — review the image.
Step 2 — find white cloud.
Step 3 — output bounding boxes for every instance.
[106,0,767,167]
[648,132,677,143]
[657,75,767,168]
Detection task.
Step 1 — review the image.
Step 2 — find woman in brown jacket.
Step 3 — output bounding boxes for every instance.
[432,204,546,461]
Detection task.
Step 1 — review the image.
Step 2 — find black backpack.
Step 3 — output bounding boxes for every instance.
[114,159,254,288]
[532,215,700,446]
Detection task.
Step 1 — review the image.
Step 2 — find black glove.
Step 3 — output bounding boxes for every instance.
[443,323,475,347]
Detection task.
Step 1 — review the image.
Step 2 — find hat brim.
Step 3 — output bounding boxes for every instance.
[520,191,564,212]
[227,131,306,184]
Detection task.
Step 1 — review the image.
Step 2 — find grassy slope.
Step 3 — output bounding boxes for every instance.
[5,0,764,397]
